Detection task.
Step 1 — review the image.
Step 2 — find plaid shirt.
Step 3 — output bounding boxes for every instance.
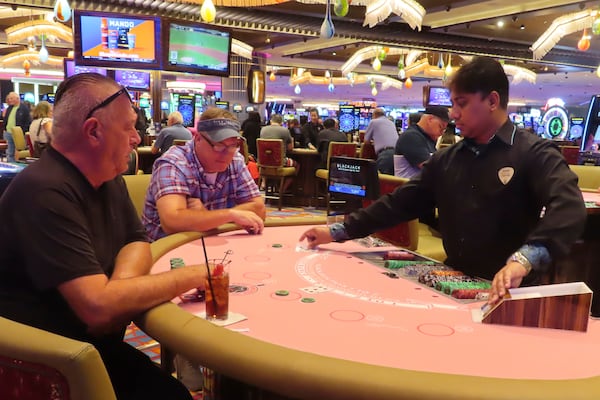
[142,141,261,241]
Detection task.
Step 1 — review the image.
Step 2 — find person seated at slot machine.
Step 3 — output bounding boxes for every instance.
[143,107,265,242]
[316,118,348,169]
[151,111,192,155]
[0,73,206,400]
[394,106,450,178]
[300,56,586,306]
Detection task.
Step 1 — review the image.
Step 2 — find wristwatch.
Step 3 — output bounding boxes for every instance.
[507,251,533,275]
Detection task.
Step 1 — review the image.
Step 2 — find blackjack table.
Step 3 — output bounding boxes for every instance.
[134,220,600,400]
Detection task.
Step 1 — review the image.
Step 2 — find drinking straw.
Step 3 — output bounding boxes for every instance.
[201,236,218,314]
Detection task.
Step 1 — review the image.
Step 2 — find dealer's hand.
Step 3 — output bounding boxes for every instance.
[488,262,527,305]
[299,226,333,249]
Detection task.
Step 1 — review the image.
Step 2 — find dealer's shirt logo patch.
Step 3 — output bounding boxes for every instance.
[498,167,514,185]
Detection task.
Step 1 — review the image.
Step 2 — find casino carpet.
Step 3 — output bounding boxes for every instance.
[124,205,326,399]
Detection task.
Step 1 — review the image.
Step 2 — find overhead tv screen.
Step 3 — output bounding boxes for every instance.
[114,70,151,91]
[73,10,162,70]
[164,20,231,76]
[424,86,452,107]
[63,59,108,78]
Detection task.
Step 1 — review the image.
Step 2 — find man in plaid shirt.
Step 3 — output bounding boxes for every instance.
[143,107,265,241]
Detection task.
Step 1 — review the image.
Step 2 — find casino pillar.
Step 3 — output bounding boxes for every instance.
[221,54,266,120]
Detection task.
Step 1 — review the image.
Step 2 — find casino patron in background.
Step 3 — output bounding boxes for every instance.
[301,56,586,305]
[142,107,265,242]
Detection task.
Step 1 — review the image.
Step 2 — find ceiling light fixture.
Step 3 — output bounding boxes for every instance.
[362,0,426,30]
[531,9,597,60]
[0,49,62,67]
[340,45,419,76]
[294,0,425,30]
[200,0,216,22]
[290,70,404,91]
[5,19,72,43]
[320,0,335,39]
[53,0,71,23]
[38,35,49,63]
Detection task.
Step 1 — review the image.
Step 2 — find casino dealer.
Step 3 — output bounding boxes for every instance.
[300,56,586,306]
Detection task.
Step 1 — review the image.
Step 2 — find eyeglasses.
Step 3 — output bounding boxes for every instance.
[201,134,243,153]
[85,86,131,120]
[432,115,448,131]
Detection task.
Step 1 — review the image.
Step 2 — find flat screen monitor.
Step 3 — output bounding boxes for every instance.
[570,116,585,140]
[328,156,380,200]
[39,93,55,104]
[423,86,452,107]
[176,94,196,128]
[215,101,230,110]
[338,105,356,133]
[63,59,108,78]
[163,19,231,76]
[582,95,600,151]
[114,70,151,91]
[73,10,162,70]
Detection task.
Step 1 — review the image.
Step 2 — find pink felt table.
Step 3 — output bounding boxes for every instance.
[153,225,600,381]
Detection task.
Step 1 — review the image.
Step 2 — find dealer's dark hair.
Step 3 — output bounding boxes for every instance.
[447,56,509,109]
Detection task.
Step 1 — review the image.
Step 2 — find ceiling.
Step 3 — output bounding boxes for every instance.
[0,0,600,110]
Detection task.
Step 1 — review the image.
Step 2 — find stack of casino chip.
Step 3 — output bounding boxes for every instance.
[384,260,436,270]
[170,258,185,269]
[383,250,415,260]
[451,288,490,300]
[436,280,491,295]
[402,263,448,277]
[418,270,468,287]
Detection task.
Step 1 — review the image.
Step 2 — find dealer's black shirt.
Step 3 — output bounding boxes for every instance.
[301,121,323,149]
[343,119,587,280]
[0,146,147,342]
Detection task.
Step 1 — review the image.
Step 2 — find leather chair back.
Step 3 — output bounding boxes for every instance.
[0,316,117,400]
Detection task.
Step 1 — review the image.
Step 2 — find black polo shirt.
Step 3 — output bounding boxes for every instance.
[344,119,586,280]
[395,124,437,167]
[0,147,148,342]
